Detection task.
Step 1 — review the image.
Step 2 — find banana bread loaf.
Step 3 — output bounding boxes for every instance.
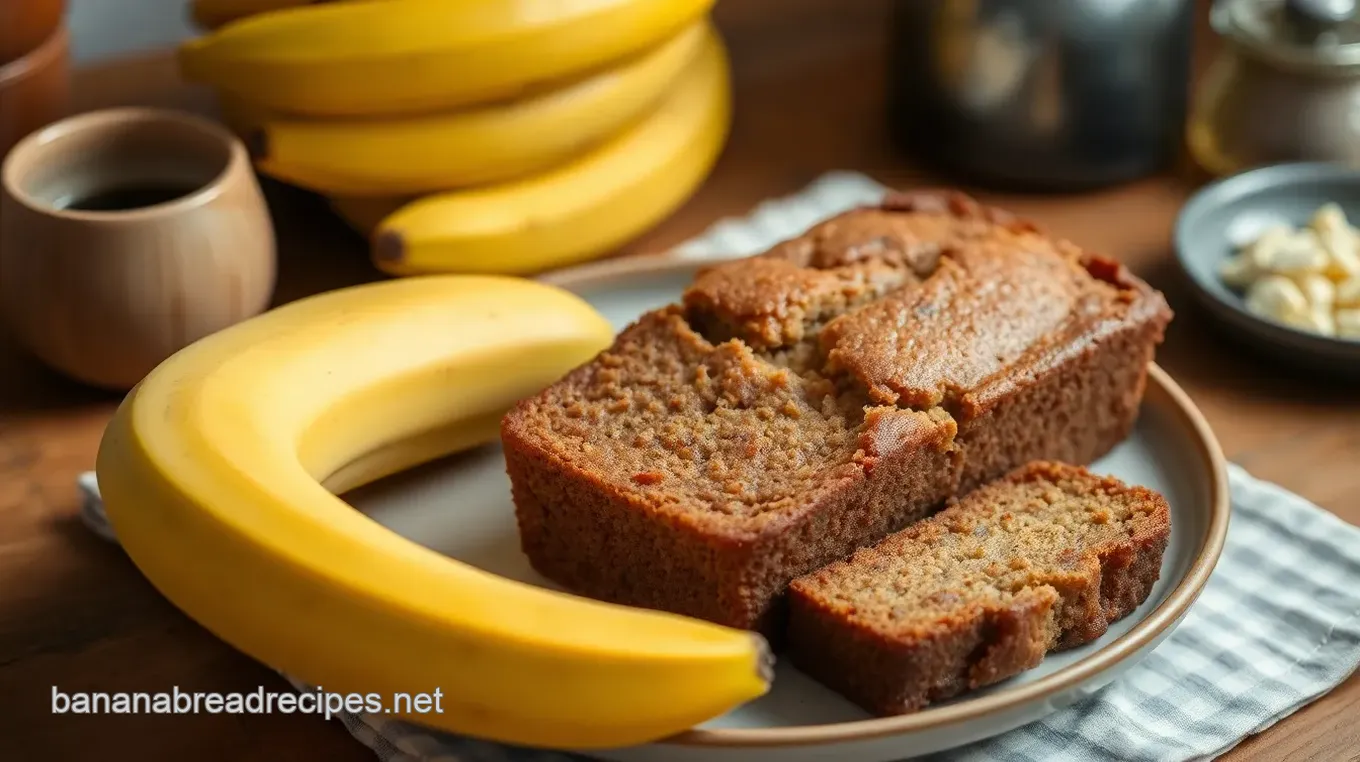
[786,461,1171,715]
[501,189,1172,632]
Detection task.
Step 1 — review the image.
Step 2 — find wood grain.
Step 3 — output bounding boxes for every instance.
[1,1,1356,759]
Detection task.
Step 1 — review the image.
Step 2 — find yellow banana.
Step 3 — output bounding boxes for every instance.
[250,22,707,195]
[330,195,406,237]
[179,0,715,118]
[372,26,730,277]
[95,276,770,749]
[190,0,342,30]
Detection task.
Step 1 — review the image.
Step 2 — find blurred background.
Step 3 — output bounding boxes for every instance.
[69,0,194,63]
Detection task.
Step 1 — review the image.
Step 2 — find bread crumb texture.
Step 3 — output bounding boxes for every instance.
[788,461,1170,716]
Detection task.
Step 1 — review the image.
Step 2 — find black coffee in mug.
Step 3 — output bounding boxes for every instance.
[57,183,200,212]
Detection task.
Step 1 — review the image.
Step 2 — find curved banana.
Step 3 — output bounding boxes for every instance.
[330,195,406,237]
[179,0,715,117]
[372,27,730,277]
[95,276,770,749]
[250,22,706,195]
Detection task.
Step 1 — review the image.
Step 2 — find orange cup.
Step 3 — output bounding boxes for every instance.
[0,0,66,67]
[0,23,70,163]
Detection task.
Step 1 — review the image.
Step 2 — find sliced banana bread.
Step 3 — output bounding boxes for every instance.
[501,190,1171,632]
[787,461,1171,716]
[503,306,964,633]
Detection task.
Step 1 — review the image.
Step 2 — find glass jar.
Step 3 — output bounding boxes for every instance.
[1190,0,1360,176]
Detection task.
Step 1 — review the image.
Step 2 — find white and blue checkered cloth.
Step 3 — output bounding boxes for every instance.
[77,173,1360,761]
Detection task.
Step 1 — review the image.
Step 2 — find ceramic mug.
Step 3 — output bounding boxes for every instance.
[0,107,277,390]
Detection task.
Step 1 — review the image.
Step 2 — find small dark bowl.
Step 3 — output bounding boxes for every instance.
[1174,162,1360,375]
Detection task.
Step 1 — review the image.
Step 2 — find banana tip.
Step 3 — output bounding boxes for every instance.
[175,40,209,81]
[373,230,405,265]
[178,36,208,57]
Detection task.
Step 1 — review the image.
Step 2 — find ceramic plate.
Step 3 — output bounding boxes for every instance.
[345,257,1229,762]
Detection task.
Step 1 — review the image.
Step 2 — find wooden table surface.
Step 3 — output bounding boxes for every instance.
[4,2,1358,760]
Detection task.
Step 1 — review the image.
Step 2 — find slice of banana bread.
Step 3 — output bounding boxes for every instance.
[787,461,1171,716]
[503,306,964,633]
[502,189,1171,633]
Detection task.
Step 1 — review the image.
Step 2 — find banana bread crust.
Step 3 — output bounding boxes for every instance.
[501,189,1172,632]
[786,461,1171,716]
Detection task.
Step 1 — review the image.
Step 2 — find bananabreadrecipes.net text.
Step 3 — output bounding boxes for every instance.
[52,686,443,720]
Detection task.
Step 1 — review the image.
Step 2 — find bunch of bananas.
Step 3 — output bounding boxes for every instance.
[183,0,730,276]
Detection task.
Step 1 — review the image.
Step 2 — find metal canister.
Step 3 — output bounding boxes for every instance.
[888,0,1196,191]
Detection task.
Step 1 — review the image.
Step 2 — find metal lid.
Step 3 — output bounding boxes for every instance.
[1215,0,1360,70]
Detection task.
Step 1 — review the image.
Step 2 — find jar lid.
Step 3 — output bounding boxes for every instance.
[1216,0,1360,69]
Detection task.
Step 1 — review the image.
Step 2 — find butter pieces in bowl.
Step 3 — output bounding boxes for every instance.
[1218,203,1360,339]
[1174,161,1360,375]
